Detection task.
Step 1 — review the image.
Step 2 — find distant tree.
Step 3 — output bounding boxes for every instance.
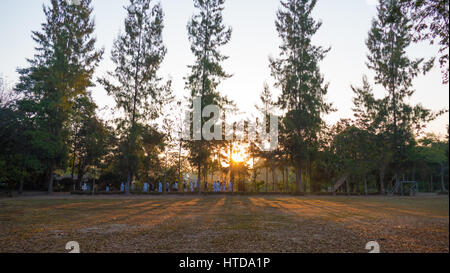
[417,133,448,192]
[185,0,232,193]
[331,120,378,194]
[0,105,42,193]
[270,0,333,193]
[69,95,111,190]
[400,0,449,84]
[352,77,393,193]
[99,0,169,194]
[255,83,278,192]
[15,0,103,193]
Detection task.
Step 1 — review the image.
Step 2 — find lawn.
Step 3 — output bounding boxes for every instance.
[0,195,448,253]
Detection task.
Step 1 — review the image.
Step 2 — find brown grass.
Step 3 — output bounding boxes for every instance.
[0,195,448,253]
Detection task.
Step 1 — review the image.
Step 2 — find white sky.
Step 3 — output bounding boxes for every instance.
[0,0,448,136]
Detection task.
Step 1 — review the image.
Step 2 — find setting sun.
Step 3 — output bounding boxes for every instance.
[232,150,246,163]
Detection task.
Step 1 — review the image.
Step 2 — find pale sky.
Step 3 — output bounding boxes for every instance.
[0,0,448,136]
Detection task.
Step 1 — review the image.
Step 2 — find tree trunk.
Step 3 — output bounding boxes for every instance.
[126,171,132,194]
[178,140,182,185]
[286,168,289,193]
[345,177,349,195]
[253,167,257,193]
[364,175,368,196]
[440,163,446,192]
[197,164,202,193]
[71,155,77,191]
[19,176,24,195]
[308,160,313,193]
[394,173,399,194]
[272,167,276,193]
[265,167,268,193]
[48,165,54,194]
[379,169,385,195]
[430,173,433,192]
[296,166,302,193]
[211,171,213,190]
[163,170,167,195]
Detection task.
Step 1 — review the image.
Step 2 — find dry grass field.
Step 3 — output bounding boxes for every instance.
[0,195,448,253]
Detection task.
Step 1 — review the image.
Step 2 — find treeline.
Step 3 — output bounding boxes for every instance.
[0,0,448,195]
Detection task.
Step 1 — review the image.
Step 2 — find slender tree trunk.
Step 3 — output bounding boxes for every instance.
[345,177,349,195]
[440,163,446,192]
[48,165,54,194]
[211,171,213,189]
[364,175,368,196]
[308,160,313,193]
[178,140,182,185]
[126,172,132,194]
[71,154,77,191]
[297,166,302,193]
[430,173,433,192]
[252,155,257,193]
[197,164,201,193]
[379,169,385,194]
[19,176,24,195]
[265,167,268,193]
[163,172,167,195]
[286,168,289,193]
[272,167,276,193]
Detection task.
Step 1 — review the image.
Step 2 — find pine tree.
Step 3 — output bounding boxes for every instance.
[255,83,278,192]
[270,0,333,193]
[185,0,232,193]
[15,0,103,193]
[366,0,437,188]
[99,0,168,194]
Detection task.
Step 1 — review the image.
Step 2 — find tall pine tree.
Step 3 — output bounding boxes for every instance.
[270,0,333,193]
[99,0,169,194]
[185,0,232,193]
[366,0,437,188]
[15,0,103,193]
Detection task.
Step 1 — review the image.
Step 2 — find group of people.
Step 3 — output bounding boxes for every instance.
[212,181,229,192]
[113,181,234,193]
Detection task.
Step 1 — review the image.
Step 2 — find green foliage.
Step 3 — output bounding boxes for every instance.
[270,0,333,192]
[185,0,233,190]
[14,0,103,192]
[365,0,443,175]
[99,0,170,192]
[68,94,113,188]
